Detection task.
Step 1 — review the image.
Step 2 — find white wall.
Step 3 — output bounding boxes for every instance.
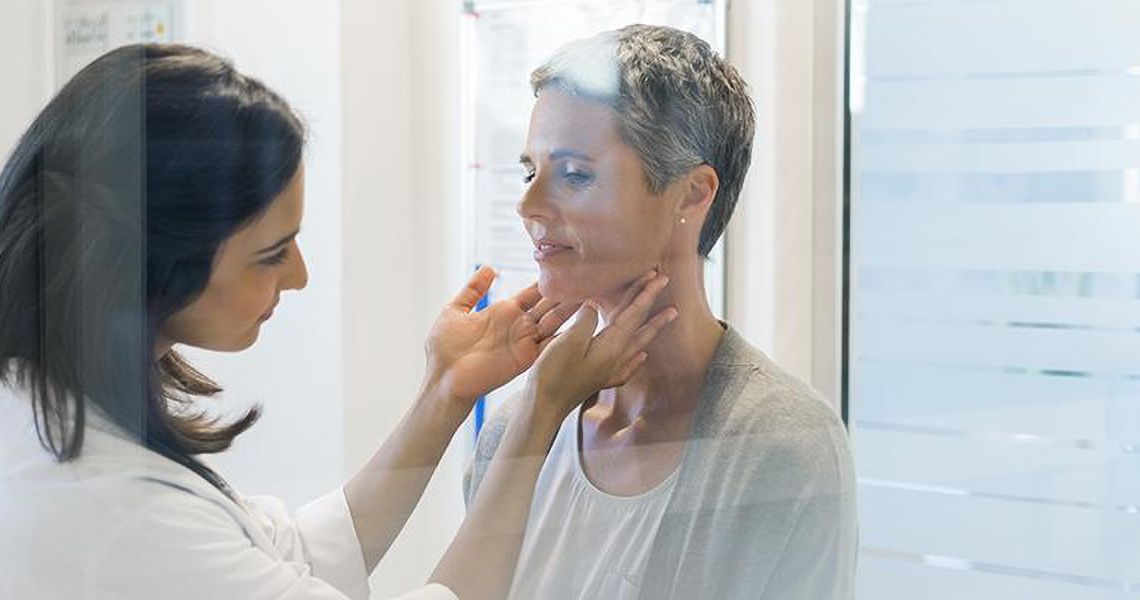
[0,0,50,160]
[180,0,346,512]
[340,0,466,595]
[726,0,845,407]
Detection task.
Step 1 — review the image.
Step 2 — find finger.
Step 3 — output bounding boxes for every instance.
[512,282,542,312]
[608,275,670,336]
[604,351,648,388]
[528,297,559,322]
[622,307,678,358]
[537,302,580,339]
[511,312,539,340]
[565,302,600,345]
[449,266,496,312]
[611,270,659,317]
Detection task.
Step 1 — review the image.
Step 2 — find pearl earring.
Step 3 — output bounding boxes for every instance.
[679,217,687,224]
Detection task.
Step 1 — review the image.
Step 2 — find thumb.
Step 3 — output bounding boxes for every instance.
[448,266,496,312]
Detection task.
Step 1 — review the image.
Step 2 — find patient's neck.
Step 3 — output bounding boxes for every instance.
[595,259,724,427]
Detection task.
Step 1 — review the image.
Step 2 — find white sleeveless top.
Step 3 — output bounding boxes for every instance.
[508,408,678,600]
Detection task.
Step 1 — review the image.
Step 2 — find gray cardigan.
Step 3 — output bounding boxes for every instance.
[464,326,857,599]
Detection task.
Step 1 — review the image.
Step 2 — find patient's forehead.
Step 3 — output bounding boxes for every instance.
[527,89,623,153]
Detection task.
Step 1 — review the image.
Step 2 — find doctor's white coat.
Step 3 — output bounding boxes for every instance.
[0,383,456,600]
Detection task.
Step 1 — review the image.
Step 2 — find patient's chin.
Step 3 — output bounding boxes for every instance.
[539,269,653,308]
[537,273,587,305]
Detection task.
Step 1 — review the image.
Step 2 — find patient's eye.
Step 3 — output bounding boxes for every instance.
[522,168,536,185]
[561,162,594,187]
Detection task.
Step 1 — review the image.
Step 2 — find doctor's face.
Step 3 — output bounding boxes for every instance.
[161,166,309,353]
[518,90,678,305]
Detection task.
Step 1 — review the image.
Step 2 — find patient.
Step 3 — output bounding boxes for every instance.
[465,24,857,599]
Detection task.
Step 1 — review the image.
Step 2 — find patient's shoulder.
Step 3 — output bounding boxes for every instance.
[696,327,852,490]
[706,327,844,434]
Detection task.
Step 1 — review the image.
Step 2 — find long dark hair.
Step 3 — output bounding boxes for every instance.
[0,44,305,493]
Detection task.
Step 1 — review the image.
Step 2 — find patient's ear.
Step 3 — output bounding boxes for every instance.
[678,164,719,224]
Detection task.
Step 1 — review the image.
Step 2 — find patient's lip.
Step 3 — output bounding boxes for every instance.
[526,222,573,261]
[533,238,572,261]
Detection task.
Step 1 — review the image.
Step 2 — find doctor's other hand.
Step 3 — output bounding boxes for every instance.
[424,266,576,407]
[526,271,678,419]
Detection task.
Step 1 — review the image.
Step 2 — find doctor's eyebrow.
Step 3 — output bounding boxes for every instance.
[255,229,300,255]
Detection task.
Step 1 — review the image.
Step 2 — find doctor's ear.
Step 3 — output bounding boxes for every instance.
[677,164,718,223]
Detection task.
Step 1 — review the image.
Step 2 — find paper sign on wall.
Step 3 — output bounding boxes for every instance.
[54,0,184,88]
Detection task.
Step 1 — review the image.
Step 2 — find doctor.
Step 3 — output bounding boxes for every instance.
[0,44,677,599]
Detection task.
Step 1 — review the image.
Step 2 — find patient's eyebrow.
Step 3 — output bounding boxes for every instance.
[549,149,594,162]
[519,149,595,165]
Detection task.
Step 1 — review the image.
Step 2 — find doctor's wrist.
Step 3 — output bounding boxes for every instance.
[416,376,473,426]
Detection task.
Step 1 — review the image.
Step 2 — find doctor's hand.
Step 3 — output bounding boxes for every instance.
[524,270,678,420]
[424,266,577,407]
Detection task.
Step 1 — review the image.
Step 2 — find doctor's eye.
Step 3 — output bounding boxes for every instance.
[260,248,289,266]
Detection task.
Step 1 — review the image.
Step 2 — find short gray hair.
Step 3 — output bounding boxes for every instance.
[531,24,755,256]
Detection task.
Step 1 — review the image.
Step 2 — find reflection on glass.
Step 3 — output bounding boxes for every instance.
[848,0,1140,597]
